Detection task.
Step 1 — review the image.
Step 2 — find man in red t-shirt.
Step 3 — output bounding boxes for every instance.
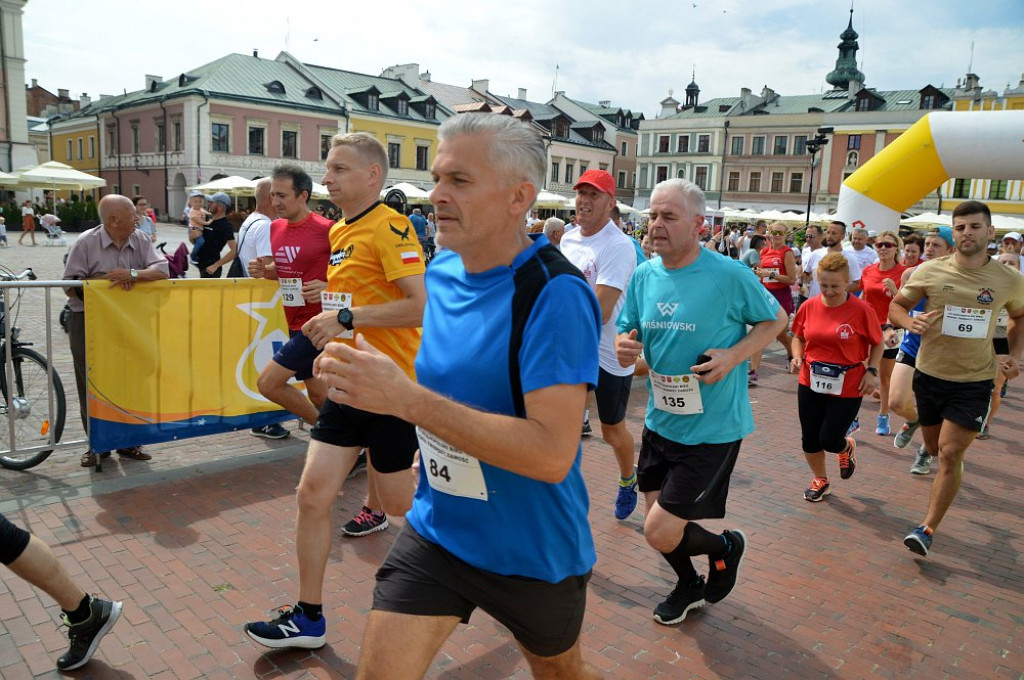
[247,164,333,438]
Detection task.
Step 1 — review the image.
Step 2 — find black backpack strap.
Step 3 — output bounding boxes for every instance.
[508,244,586,418]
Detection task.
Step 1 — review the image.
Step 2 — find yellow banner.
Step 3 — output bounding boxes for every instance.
[84,278,293,450]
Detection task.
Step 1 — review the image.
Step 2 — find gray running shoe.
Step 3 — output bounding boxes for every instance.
[910,445,932,475]
[893,421,919,449]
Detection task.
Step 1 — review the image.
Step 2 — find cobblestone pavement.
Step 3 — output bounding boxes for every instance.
[1,231,1021,679]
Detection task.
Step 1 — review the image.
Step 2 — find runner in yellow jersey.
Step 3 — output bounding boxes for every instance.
[245,132,426,649]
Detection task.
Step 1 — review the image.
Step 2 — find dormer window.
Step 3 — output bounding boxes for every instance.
[856,97,870,111]
[424,102,436,119]
[554,121,568,138]
[305,86,323,101]
[397,99,408,115]
[265,80,285,94]
[367,93,379,111]
[591,128,604,143]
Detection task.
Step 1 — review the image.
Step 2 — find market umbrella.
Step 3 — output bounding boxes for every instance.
[616,202,640,215]
[534,190,571,209]
[190,176,256,196]
[381,182,433,204]
[0,170,19,186]
[15,160,105,190]
[900,212,951,227]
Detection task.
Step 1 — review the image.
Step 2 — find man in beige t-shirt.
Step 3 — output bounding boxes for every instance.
[890,200,1024,557]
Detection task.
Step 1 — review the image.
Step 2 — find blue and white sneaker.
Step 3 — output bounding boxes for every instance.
[614,470,639,520]
[846,418,860,437]
[904,526,933,557]
[244,605,326,649]
[875,413,891,436]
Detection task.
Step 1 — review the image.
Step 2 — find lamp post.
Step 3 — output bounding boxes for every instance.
[804,128,831,229]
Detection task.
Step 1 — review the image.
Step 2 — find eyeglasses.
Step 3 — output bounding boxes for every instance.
[875,242,897,249]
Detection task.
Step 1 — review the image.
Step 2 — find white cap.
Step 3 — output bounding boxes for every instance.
[1002,231,1022,242]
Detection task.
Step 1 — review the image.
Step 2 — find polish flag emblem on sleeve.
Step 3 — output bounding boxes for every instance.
[401,251,420,264]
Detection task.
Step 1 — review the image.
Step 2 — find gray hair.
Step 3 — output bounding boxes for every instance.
[542,217,565,237]
[651,178,706,218]
[437,113,545,192]
[851,226,869,238]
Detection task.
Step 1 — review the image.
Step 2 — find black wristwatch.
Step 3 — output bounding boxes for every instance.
[336,308,355,331]
[865,366,879,376]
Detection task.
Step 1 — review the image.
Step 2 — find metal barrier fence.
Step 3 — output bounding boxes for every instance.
[1,278,87,470]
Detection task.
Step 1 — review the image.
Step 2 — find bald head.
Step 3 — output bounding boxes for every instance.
[254,177,273,213]
[98,194,138,242]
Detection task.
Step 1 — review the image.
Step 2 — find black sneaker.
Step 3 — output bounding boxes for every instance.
[581,419,592,437]
[342,506,389,537]
[705,530,747,604]
[653,576,706,625]
[57,596,123,671]
[250,423,289,439]
[347,450,367,480]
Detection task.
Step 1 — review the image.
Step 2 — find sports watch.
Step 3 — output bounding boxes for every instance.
[130,268,138,281]
[337,308,355,331]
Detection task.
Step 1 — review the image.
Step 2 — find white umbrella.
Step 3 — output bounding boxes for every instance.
[310,182,330,200]
[900,212,951,227]
[0,170,19,186]
[15,160,105,190]
[381,182,433,204]
[190,175,256,196]
[991,214,1024,232]
[616,202,640,215]
[534,190,571,209]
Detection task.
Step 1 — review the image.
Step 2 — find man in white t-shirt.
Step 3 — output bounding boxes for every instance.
[560,169,640,520]
[233,178,273,277]
[844,225,878,273]
[803,220,862,297]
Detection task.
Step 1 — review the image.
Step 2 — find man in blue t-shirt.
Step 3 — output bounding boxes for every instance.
[315,114,603,678]
[616,178,786,627]
[409,208,428,249]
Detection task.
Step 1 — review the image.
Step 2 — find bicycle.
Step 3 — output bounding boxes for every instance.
[0,266,67,470]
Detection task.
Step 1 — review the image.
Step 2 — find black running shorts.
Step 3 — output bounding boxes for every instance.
[913,370,993,433]
[310,400,418,473]
[637,428,741,520]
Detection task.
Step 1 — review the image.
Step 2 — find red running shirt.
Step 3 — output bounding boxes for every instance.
[859,262,908,326]
[759,246,794,291]
[792,294,883,398]
[270,212,333,329]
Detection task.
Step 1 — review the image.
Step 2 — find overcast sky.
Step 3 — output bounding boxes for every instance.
[22,0,1024,118]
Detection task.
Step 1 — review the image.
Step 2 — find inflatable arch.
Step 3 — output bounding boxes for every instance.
[836,110,1024,231]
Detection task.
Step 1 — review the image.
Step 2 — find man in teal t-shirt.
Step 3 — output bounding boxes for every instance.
[616,178,785,626]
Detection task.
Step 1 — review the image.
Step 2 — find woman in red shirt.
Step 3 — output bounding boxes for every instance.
[749,222,797,382]
[790,253,883,502]
[901,232,924,268]
[857,231,907,436]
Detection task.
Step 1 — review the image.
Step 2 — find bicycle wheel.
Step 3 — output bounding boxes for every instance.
[0,347,66,470]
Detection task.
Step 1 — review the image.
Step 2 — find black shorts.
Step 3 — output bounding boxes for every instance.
[310,400,418,473]
[0,512,31,566]
[913,370,993,433]
[993,337,1010,356]
[595,367,632,425]
[882,347,899,360]
[272,330,320,381]
[637,427,741,520]
[894,350,916,368]
[373,524,590,658]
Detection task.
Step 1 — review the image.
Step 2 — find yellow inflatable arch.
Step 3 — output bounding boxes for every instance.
[836,110,1024,231]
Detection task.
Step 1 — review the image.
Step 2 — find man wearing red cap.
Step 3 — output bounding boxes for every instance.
[561,169,640,520]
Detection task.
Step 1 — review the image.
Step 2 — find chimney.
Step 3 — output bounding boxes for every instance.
[964,72,980,93]
[31,78,38,88]
[518,88,527,100]
[58,88,69,99]
[471,79,489,93]
[145,74,162,90]
[760,85,775,102]
[848,79,862,97]
[739,87,763,111]
[422,70,431,82]
[253,48,259,57]
[80,93,91,107]
[598,100,610,107]
[381,63,420,87]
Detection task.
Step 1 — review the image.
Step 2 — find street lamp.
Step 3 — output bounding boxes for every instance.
[804,127,832,228]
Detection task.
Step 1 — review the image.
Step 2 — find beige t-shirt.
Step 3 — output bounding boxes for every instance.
[900,254,1024,382]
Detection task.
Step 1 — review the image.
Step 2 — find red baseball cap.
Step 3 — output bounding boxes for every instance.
[573,169,616,198]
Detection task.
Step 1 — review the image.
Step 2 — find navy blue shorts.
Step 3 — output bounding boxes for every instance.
[272,330,320,381]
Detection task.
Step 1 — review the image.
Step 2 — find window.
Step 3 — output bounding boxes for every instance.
[751,136,765,155]
[848,134,861,150]
[131,122,140,154]
[621,141,627,156]
[579,163,588,174]
[952,178,970,199]
[731,136,744,156]
[727,171,740,192]
[106,127,116,154]
[155,122,165,153]
[598,163,608,171]
[694,166,708,190]
[211,122,230,152]
[748,172,761,193]
[773,136,787,155]
[989,180,1008,200]
[554,121,569,138]
[618,171,626,188]
[282,130,298,158]
[789,172,803,193]
[321,134,332,161]
[416,146,429,171]
[697,134,710,153]
[131,184,141,197]
[367,93,379,111]
[922,94,934,109]
[856,97,870,111]
[564,163,574,184]
[397,99,408,116]
[77,138,83,159]
[248,127,265,155]
[794,135,807,155]
[770,172,784,193]
[172,122,182,151]
[88,135,95,158]
[658,135,669,153]
[656,166,668,183]
[66,139,72,161]
[424,102,436,119]
[677,135,690,153]
[591,128,604,143]
[551,162,560,183]
[387,142,401,168]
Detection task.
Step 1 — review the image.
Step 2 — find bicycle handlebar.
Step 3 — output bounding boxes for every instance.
[0,268,36,282]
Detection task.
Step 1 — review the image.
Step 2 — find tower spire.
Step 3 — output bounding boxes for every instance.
[825,7,866,90]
